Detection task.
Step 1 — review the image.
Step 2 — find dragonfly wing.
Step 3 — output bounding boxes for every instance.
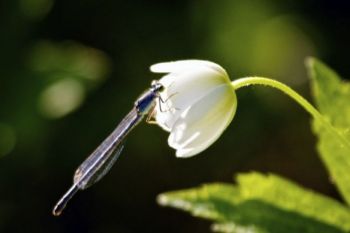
[73,109,142,190]
[90,144,124,186]
[74,144,124,189]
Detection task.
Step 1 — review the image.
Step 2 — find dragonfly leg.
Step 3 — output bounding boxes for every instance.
[146,106,157,124]
[158,92,180,113]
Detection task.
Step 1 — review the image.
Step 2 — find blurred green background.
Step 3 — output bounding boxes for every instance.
[0,0,349,232]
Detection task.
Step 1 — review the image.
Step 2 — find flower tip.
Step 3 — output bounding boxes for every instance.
[175,148,199,158]
[150,61,183,73]
[149,63,164,73]
[150,60,227,75]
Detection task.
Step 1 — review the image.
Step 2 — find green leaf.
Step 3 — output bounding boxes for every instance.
[307,57,350,205]
[237,173,350,230]
[158,172,350,233]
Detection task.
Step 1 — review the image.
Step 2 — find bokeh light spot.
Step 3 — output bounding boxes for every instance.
[28,41,111,90]
[193,0,315,84]
[251,16,315,84]
[38,78,85,119]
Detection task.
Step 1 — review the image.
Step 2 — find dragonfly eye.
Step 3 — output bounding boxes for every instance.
[158,84,165,92]
[151,80,164,92]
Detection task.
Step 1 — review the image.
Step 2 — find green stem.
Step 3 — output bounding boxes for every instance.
[231,76,350,148]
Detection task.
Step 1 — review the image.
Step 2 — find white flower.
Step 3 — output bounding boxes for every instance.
[150,60,237,158]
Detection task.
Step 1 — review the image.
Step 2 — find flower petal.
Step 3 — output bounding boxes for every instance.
[150,60,227,77]
[168,84,237,157]
[155,65,230,131]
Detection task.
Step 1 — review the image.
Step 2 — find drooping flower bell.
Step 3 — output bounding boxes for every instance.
[150,60,237,158]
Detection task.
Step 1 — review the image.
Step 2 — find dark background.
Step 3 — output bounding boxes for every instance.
[0,0,349,232]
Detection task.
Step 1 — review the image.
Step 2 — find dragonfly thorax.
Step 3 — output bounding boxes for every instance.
[135,81,163,115]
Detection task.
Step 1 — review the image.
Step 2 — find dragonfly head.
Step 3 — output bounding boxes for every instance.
[151,80,164,93]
